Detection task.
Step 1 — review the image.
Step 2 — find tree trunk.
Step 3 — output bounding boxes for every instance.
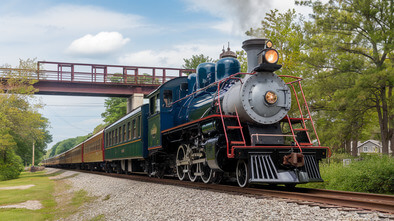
[351,139,358,157]
[376,87,389,155]
[389,87,393,156]
[391,132,394,157]
[345,139,351,154]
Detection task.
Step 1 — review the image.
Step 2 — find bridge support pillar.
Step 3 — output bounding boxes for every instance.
[127,93,144,113]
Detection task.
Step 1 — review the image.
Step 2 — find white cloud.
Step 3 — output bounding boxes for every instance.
[118,43,227,68]
[0,4,145,41]
[0,4,149,65]
[67,32,130,55]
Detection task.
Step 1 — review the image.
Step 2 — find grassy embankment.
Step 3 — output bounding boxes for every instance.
[0,170,96,220]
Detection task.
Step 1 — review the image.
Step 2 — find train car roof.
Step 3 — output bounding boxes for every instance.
[84,129,104,143]
[147,76,187,98]
[106,104,147,131]
[63,141,84,154]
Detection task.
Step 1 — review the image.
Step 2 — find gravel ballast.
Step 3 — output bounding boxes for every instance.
[46,168,390,220]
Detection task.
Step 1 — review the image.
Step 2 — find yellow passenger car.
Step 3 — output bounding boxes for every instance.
[83,130,104,164]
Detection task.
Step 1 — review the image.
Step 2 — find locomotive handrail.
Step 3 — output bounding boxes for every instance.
[279,74,322,147]
[214,72,255,158]
[169,72,255,107]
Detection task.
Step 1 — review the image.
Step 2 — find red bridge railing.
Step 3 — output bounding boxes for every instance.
[0,61,195,86]
[36,61,195,85]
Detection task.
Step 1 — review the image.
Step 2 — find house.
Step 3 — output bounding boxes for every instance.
[357,140,382,155]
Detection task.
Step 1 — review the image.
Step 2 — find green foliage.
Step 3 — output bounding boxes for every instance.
[299,0,393,154]
[101,97,127,124]
[93,123,107,134]
[246,2,393,155]
[46,135,90,158]
[246,9,306,77]
[0,58,52,174]
[236,50,248,73]
[0,148,23,181]
[302,155,394,194]
[329,156,392,194]
[182,54,215,70]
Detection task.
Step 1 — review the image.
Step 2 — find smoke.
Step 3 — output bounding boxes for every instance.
[185,0,272,35]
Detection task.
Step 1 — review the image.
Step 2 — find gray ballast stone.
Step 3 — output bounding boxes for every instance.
[45,168,389,221]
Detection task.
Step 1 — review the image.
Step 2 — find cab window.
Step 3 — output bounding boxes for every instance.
[150,96,156,114]
[163,90,172,107]
[149,94,160,115]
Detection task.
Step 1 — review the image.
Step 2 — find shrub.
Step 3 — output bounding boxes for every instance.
[316,155,393,194]
[0,149,23,181]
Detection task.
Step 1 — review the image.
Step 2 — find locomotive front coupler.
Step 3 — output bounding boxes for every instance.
[282,152,305,168]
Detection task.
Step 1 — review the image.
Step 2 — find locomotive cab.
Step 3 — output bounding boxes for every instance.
[146,77,189,153]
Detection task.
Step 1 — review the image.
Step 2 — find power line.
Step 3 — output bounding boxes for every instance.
[45,105,104,107]
[44,106,94,134]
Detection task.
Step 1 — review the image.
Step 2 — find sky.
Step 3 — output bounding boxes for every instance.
[0,0,311,149]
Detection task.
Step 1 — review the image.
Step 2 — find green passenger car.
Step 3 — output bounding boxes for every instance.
[104,104,149,161]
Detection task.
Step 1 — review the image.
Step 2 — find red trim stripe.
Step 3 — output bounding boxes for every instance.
[148,145,162,150]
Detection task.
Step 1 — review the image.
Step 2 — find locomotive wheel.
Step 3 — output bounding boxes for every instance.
[188,163,199,182]
[176,145,188,181]
[200,163,213,184]
[211,172,223,184]
[236,160,250,188]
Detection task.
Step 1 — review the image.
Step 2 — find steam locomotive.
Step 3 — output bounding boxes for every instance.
[42,39,330,188]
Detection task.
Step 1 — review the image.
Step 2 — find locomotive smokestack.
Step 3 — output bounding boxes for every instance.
[242,38,267,72]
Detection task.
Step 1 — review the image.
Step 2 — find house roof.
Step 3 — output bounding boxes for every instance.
[357,140,382,148]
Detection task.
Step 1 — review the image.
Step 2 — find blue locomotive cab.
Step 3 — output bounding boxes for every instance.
[146,77,188,152]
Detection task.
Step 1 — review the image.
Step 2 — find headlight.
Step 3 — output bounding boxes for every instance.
[264,49,279,64]
[265,91,278,104]
[266,40,273,48]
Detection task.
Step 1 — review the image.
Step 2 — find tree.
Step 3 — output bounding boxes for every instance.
[45,135,90,158]
[236,50,248,73]
[101,97,127,124]
[246,9,306,77]
[0,58,52,178]
[93,123,107,134]
[299,0,393,155]
[182,54,215,70]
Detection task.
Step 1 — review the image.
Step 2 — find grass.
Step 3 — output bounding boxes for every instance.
[89,214,106,221]
[103,194,111,201]
[0,170,96,220]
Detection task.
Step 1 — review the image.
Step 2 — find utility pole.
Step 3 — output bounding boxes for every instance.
[31,141,35,172]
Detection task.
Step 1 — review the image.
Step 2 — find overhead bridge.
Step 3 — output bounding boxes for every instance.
[0,61,195,112]
[33,61,195,97]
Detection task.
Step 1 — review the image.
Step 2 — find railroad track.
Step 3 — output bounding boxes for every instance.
[71,169,394,215]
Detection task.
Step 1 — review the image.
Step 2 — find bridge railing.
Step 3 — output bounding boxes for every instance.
[37,61,195,85]
[0,61,195,86]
